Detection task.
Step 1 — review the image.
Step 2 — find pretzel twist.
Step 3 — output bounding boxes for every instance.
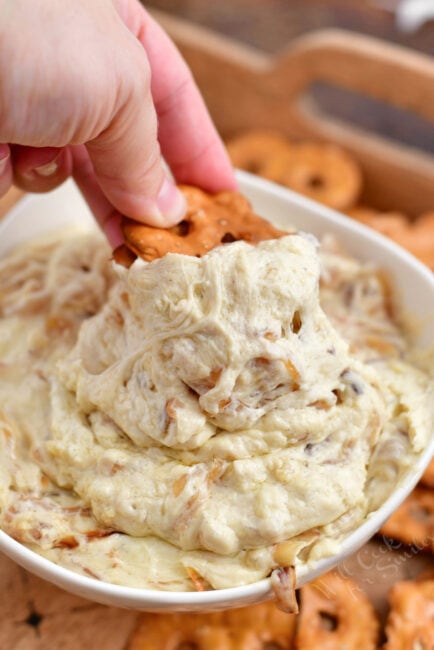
[296,570,379,649]
[226,130,290,175]
[384,572,434,649]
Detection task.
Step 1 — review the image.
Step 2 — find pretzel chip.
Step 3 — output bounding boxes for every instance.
[384,572,434,649]
[226,129,291,175]
[295,570,379,650]
[128,600,297,650]
[380,487,434,552]
[112,244,137,269]
[262,143,362,211]
[120,185,287,265]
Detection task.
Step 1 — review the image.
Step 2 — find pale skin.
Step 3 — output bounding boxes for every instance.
[0,0,236,246]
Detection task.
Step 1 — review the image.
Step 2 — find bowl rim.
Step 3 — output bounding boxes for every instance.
[0,171,433,610]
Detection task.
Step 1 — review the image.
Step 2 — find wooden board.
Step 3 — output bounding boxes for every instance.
[0,553,138,650]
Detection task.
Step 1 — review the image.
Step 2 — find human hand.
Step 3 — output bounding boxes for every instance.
[0,0,236,245]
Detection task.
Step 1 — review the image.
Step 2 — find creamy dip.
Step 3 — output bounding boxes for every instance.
[0,229,432,590]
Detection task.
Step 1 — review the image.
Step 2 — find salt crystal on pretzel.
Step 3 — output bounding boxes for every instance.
[117,185,287,265]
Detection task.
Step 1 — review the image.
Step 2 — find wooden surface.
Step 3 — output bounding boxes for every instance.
[145,0,434,58]
[0,554,138,650]
[1,541,432,647]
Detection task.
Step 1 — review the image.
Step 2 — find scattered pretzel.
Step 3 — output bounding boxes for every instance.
[260,142,362,211]
[0,553,138,650]
[118,185,287,265]
[227,132,362,211]
[420,457,434,489]
[383,571,434,649]
[347,207,434,269]
[128,599,296,650]
[380,487,434,552]
[295,570,379,650]
[226,129,291,175]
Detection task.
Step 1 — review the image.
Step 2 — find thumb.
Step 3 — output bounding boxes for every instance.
[85,67,186,228]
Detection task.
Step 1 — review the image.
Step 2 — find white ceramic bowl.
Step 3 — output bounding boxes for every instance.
[0,172,433,611]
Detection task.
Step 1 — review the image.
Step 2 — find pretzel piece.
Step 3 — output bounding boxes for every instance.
[226,129,291,175]
[384,572,434,649]
[128,600,296,650]
[295,570,379,650]
[120,185,286,264]
[262,143,362,211]
[380,487,434,552]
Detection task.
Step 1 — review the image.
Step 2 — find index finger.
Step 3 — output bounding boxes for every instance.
[115,2,237,193]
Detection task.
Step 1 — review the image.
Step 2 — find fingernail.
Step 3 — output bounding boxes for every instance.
[34,154,61,177]
[0,152,10,175]
[155,177,186,225]
[134,177,187,227]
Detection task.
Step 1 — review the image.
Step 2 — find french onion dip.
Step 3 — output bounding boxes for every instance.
[0,228,432,590]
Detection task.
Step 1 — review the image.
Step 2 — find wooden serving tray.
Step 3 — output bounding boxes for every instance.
[154,10,434,217]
